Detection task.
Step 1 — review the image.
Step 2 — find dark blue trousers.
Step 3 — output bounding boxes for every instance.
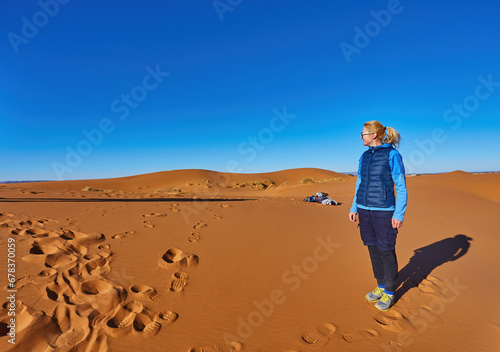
[358,208,398,292]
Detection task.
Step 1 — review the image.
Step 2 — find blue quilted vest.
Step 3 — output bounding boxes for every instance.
[356,145,395,208]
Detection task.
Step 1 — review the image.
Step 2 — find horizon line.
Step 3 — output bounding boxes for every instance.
[1,168,499,184]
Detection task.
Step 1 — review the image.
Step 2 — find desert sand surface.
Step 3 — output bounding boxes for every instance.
[0,168,499,352]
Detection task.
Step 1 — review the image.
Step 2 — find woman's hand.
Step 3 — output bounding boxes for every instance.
[349,212,357,222]
[392,218,403,229]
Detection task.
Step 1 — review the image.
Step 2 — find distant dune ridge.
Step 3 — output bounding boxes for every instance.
[13,168,349,191]
[0,168,498,351]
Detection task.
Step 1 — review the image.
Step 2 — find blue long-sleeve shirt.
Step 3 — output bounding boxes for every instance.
[350,145,407,221]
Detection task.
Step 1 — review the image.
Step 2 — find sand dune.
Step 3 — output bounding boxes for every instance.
[0,168,499,351]
[10,168,347,194]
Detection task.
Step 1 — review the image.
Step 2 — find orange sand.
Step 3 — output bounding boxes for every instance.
[0,168,499,351]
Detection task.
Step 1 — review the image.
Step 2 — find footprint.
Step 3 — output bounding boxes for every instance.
[174,271,188,280]
[0,222,13,229]
[170,281,186,292]
[302,323,337,344]
[19,220,33,226]
[143,320,162,336]
[55,327,88,349]
[47,278,71,302]
[85,257,110,276]
[81,279,114,295]
[68,242,89,257]
[57,271,89,304]
[143,220,154,228]
[213,214,222,220]
[30,242,61,255]
[107,301,144,332]
[130,284,160,300]
[418,278,443,298]
[143,213,167,218]
[10,227,22,234]
[112,230,135,239]
[19,228,48,237]
[160,248,184,264]
[61,229,89,240]
[75,302,98,318]
[98,247,112,259]
[34,217,56,225]
[159,310,178,325]
[170,272,189,292]
[133,313,161,336]
[169,204,180,212]
[189,341,242,352]
[108,308,136,329]
[45,253,78,268]
[342,329,379,343]
[123,300,144,313]
[83,253,102,260]
[16,275,40,289]
[373,309,415,333]
[193,221,207,230]
[158,248,199,269]
[76,233,106,246]
[387,340,403,349]
[16,268,57,288]
[33,237,65,247]
[54,304,72,332]
[188,232,200,243]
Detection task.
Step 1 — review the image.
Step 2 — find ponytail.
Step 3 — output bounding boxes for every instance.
[384,126,401,148]
[364,120,401,148]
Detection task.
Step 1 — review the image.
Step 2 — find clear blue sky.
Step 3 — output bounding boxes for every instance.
[1,0,499,181]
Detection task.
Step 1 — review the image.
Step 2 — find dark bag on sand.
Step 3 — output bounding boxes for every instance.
[303,192,338,205]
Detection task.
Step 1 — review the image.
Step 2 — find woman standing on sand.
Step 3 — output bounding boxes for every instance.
[349,121,407,311]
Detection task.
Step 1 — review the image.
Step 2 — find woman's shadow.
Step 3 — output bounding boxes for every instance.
[395,234,472,302]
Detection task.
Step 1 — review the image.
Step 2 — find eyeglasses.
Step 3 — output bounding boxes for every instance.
[361,132,374,137]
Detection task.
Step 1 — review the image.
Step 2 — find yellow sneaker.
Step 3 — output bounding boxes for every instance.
[365,286,384,302]
[375,292,394,311]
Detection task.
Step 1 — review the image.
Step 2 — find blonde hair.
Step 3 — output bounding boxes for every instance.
[364,120,401,148]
